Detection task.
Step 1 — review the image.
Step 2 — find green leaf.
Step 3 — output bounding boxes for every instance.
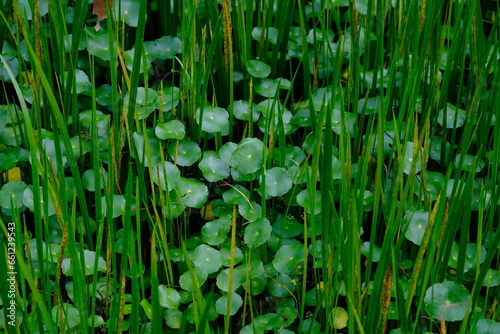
[222,185,251,205]
[429,137,451,162]
[24,186,55,216]
[168,140,201,166]
[88,315,105,328]
[272,244,306,274]
[51,303,80,329]
[61,250,107,276]
[179,267,208,291]
[244,218,272,248]
[0,181,27,209]
[155,36,182,59]
[360,242,382,262]
[470,319,500,334]
[238,201,262,222]
[311,87,342,111]
[132,131,161,167]
[158,286,181,309]
[165,309,183,329]
[196,106,229,133]
[215,292,243,315]
[296,189,322,215]
[202,219,231,246]
[448,243,486,272]
[152,161,181,191]
[157,86,180,111]
[175,177,208,208]
[87,29,113,61]
[331,109,357,135]
[298,319,321,334]
[190,244,222,275]
[233,100,260,121]
[82,168,107,192]
[216,268,244,292]
[424,281,471,321]
[63,69,91,95]
[125,87,158,120]
[101,194,128,218]
[273,214,302,238]
[251,27,279,45]
[482,269,500,287]
[255,78,280,98]
[437,103,467,128]
[247,60,271,78]
[220,245,244,267]
[261,167,292,197]
[199,155,230,182]
[267,273,295,297]
[403,209,429,245]
[155,120,185,140]
[113,0,143,27]
[454,154,485,173]
[230,138,265,175]
[402,142,424,175]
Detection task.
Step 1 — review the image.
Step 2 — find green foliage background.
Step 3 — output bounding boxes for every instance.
[0,0,499,333]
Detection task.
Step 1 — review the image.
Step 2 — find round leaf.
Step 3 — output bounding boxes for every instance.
[199,155,230,182]
[152,161,180,191]
[157,86,180,112]
[87,30,113,61]
[190,244,222,275]
[238,201,262,222]
[179,267,208,291]
[233,100,260,121]
[165,309,183,329]
[202,219,231,246]
[155,36,182,59]
[247,60,271,78]
[272,244,307,274]
[296,189,322,215]
[454,154,485,173]
[101,195,127,218]
[230,138,265,175]
[261,167,292,197]
[448,243,486,272]
[113,0,142,27]
[158,286,181,309]
[24,186,55,216]
[215,292,243,316]
[155,120,185,140]
[244,218,272,248]
[216,268,243,292]
[51,303,79,329]
[403,209,429,245]
[175,178,208,208]
[222,185,250,205]
[331,307,348,329]
[437,104,467,128]
[196,106,229,133]
[168,140,201,166]
[273,214,302,238]
[424,281,471,321]
[61,250,107,276]
[0,181,27,209]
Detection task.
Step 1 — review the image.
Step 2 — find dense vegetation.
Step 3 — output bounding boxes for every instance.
[0,0,499,333]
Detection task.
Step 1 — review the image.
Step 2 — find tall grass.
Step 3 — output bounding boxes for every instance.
[0,0,499,333]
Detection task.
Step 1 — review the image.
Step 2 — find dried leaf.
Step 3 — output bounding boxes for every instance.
[93,0,112,31]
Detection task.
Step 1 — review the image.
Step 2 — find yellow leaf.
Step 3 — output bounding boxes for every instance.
[200,201,217,221]
[4,167,21,182]
[331,307,348,329]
